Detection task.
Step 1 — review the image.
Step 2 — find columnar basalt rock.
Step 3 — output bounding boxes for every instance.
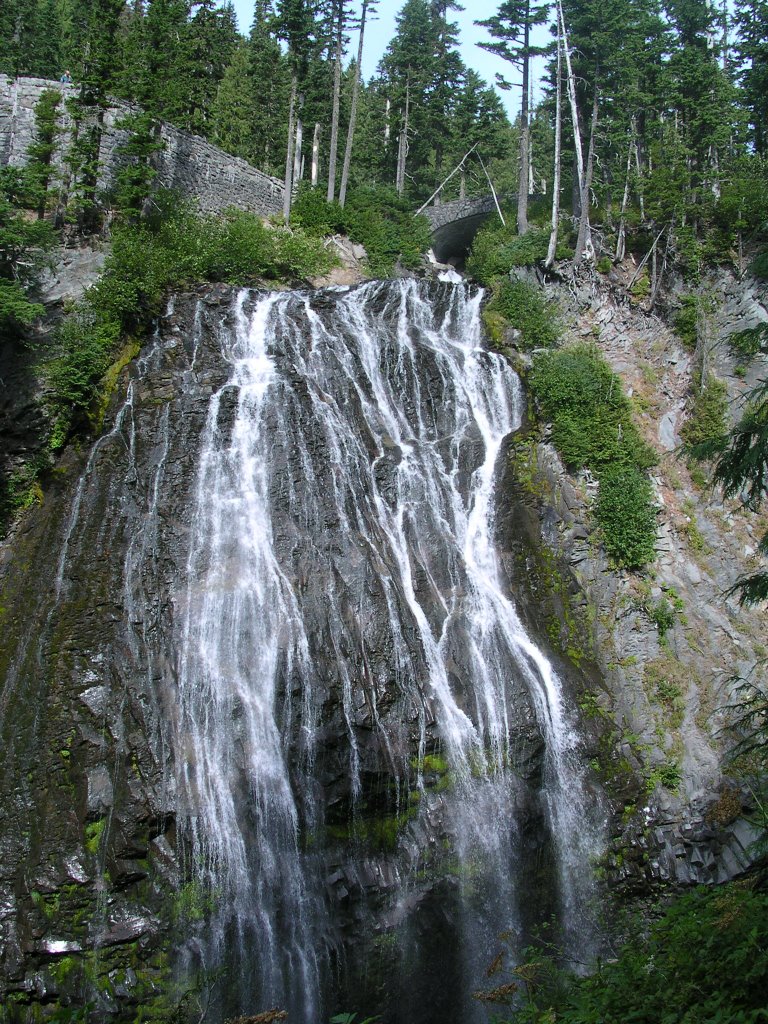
[0,76,284,217]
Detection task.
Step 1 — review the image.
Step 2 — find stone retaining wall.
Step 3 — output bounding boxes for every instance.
[0,75,284,217]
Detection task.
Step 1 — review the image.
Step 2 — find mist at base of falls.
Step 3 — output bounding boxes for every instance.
[50,279,606,1023]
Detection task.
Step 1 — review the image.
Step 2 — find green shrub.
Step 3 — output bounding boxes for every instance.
[0,280,44,331]
[596,256,612,274]
[48,204,333,431]
[673,293,699,350]
[345,185,431,275]
[529,346,656,472]
[595,465,657,569]
[751,250,768,280]
[729,322,768,360]
[486,884,768,1024]
[648,758,682,791]
[292,186,346,237]
[467,224,572,285]
[292,184,431,276]
[529,345,657,568]
[645,597,676,638]
[485,279,560,351]
[681,375,729,450]
[573,883,768,1020]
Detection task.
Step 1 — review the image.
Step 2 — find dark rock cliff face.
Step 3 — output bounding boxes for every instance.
[0,277,758,1024]
[0,281,609,1024]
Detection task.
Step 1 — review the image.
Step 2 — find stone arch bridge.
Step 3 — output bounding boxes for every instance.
[421,195,509,263]
[1,76,502,263]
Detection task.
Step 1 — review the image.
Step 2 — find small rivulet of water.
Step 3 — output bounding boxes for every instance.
[169,279,604,1023]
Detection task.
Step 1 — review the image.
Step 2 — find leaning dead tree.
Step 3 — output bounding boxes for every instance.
[545,8,563,268]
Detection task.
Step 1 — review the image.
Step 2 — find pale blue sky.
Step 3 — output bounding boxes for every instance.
[229,0,544,119]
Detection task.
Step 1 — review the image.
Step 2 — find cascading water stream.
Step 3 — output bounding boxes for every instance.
[170,278,604,1021]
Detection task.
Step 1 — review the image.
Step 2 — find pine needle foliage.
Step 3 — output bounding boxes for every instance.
[529,345,657,568]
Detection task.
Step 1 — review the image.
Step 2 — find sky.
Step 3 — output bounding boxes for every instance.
[229,0,538,120]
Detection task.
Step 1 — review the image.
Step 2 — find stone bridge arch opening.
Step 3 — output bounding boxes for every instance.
[422,195,510,265]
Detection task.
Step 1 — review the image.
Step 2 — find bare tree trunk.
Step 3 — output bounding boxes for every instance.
[615,121,634,262]
[339,0,369,208]
[283,72,298,222]
[396,76,410,194]
[459,165,466,200]
[517,4,531,235]
[327,0,343,202]
[634,137,646,223]
[311,122,321,187]
[293,117,303,189]
[559,0,587,246]
[396,132,407,194]
[546,18,563,268]
[575,85,598,261]
[384,97,391,147]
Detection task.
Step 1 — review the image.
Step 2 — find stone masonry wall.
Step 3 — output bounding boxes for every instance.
[0,75,284,217]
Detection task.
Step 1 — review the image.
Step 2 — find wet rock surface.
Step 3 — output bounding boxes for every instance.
[0,281,603,1023]
[1,266,765,1021]
[501,262,767,899]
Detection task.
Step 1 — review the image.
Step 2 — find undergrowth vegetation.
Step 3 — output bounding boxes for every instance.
[484,279,560,352]
[292,184,431,276]
[1,198,333,533]
[47,202,333,440]
[467,220,572,286]
[482,881,768,1024]
[529,346,657,569]
[680,375,729,451]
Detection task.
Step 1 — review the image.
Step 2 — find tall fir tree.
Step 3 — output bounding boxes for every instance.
[476,0,552,233]
[211,39,256,158]
[734,0,768,155]
[248,0,290,175]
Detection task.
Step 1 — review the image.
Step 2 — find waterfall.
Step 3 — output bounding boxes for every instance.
[169,279,604,1021]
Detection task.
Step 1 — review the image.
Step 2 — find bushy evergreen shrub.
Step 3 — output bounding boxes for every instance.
[484,882,768,1024]
[467,224,572,285]
[486,279,560,351]
[594,465,657,569]
[673,294,699,350]
[529,345,657,568]
[292,186,346,237]
[48,203,333,432]
[529,346,656,472]
[566,884,768,1022]
[292,184,431,276]
[681,375,729,450]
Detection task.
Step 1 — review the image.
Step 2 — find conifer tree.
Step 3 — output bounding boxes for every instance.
[476,0,551,233]
[446,69,508,199]
[211,40,256,158]
[734,0,768,154]
[138,0,189,119]
[65,0,125,231]
[178,1,239,134]
[249,0,290,175]
[276,0,318,219]
[114,0,148,103]
[338,0,378,207]
[379,0,465,198]
[23,87,62,218]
